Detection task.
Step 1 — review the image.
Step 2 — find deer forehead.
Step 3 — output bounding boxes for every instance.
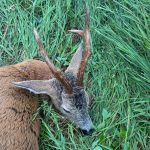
[62,91,86,110]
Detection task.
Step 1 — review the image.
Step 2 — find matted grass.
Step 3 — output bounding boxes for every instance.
[0,0,150,149]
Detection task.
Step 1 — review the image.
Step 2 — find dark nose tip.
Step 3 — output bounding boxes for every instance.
[79,128,95,135]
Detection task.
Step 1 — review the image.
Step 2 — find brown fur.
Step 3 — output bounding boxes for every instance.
[0,60,51,150]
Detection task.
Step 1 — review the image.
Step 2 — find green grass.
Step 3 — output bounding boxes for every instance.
[0,0,150,149]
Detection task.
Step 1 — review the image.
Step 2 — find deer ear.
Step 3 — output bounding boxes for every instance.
[65,45,83,77]
[13,79,56,95]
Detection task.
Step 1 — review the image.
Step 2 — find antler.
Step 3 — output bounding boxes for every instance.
[69,9,90,86]
[33,29,72,94]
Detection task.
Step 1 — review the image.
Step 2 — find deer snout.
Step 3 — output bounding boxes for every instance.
[78,117,94,135]
[79,128,95,135]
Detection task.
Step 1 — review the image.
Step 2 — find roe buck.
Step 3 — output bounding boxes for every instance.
[0,9,94,150]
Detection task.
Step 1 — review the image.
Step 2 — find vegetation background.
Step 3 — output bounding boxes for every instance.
[0,0,150,149]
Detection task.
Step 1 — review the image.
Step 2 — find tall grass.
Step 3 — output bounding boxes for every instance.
[0,0,150,149]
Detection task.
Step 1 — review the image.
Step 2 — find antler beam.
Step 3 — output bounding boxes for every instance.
[69,9,91,86]
[34,29,72,94]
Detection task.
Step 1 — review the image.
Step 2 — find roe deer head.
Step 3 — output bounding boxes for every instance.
[14,9,94,135]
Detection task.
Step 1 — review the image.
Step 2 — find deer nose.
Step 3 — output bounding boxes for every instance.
[79,128,95,135]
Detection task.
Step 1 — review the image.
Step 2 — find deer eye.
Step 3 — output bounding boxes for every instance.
[63,108,70,113]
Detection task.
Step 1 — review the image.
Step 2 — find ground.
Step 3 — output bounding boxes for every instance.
[0,0,150,150]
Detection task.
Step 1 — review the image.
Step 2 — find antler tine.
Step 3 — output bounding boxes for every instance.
[33,28,56,72]
[33,28,72,94]
[69,9,91,86]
